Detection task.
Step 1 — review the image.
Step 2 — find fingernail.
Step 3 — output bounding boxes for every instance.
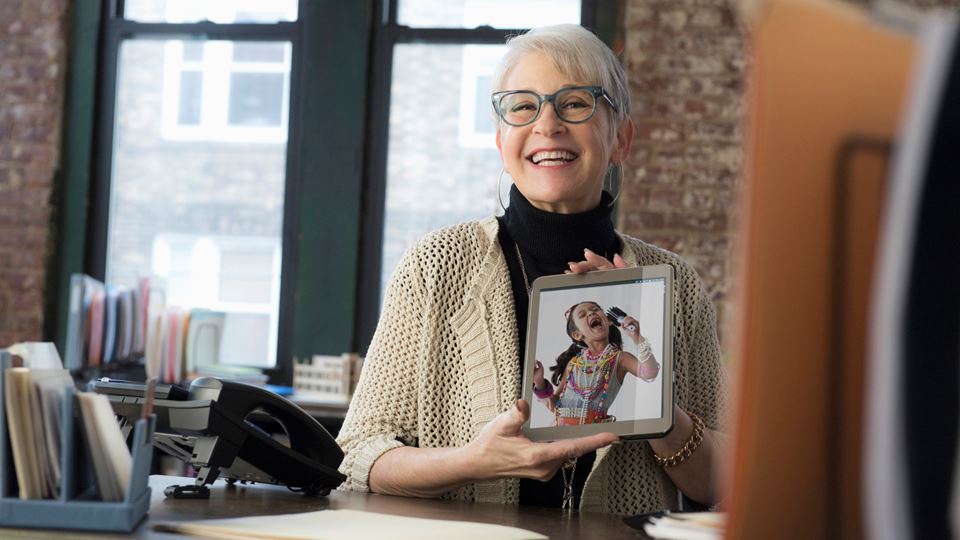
[584,248,592,254]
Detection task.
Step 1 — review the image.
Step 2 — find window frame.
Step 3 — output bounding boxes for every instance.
[53,0,374,385]
[91,6,300,383]
[355,0,601,353]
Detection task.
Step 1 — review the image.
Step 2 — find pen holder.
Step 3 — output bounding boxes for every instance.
[0,367,154,532]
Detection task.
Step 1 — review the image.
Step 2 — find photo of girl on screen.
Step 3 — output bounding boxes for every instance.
[532,301,660,426]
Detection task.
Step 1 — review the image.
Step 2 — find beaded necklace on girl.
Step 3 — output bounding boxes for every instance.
[557,343,620,425]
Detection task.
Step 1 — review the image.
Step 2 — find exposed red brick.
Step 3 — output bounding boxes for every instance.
[634,121,685,143]
[647,186,685,210]
[0,0,66,347]
[639,168,682,187]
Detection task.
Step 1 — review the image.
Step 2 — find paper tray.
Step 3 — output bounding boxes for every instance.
[0,364,154,532]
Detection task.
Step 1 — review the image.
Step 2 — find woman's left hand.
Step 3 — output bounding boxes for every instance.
[566,249,628,274]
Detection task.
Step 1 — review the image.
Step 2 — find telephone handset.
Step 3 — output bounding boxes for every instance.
[94,376,346,498]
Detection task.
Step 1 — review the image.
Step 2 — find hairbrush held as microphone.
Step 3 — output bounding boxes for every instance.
[605,306,637,333]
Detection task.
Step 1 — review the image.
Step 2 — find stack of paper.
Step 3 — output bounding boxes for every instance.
[2,367,74,499]
[643,512,725,540]
[155,509,547,540]
[75,392,133,501]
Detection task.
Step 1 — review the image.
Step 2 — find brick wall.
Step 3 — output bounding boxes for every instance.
[618,0,959,350]
[619,0,744,348]
[0,0,68,347]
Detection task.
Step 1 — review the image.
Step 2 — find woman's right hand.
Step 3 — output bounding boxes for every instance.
[460,399,619,482]
[533,360,545,390]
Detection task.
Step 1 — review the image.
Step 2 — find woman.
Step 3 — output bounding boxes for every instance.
[337,24,726,513]
[533,301,660,425]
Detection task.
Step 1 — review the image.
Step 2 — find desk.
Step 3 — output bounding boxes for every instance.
[0,476,646,539]
[288,394,350,420]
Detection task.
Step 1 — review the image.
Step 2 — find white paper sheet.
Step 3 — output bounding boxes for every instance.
[155,509,547,540]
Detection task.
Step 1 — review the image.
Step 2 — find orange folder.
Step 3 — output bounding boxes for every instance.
[726,1,916,538]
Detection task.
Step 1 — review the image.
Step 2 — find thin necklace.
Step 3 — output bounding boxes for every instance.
[513,241,532,294]
[514,239,579,511]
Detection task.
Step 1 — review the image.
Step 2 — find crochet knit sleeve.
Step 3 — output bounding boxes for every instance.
[680,263,729,432]
[335,247,427,492]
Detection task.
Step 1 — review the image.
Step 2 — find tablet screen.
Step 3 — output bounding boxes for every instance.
[522,265,674,441]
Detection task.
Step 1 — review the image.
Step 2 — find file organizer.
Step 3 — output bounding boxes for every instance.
[0,367,154,532]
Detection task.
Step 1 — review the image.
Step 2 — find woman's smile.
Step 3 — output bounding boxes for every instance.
[527,148,580,167]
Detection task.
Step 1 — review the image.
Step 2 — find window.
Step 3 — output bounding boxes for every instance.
[357,0,587,351]
[87,0,301,374]
[106,25,291,367]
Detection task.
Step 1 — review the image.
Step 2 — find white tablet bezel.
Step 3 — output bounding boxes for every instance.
[520,265,675,441]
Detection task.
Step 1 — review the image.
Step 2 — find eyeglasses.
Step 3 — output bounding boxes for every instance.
[491,86,619,127]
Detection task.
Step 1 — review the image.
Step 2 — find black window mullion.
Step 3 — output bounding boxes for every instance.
[86,8,122,281]
[581,0,598,30]
[384,0,396,26]
[270,8,304,386]
[355,0,395,355]
[388,26,520,44]
[114,20,297,40]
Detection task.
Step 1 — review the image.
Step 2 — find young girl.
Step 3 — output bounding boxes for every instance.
[533,301,660,425]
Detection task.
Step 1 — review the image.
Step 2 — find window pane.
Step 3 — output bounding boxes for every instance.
[398,0,580,29]
[233,42,286,63]
[124,0,298,23]
[177,71,202,125]
[107,40,288,368]
[380,44,508,296]
[182,41,204,61]
[228,73,285,126]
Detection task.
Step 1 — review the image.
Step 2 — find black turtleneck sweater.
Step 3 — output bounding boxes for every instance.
[496,184,621,509]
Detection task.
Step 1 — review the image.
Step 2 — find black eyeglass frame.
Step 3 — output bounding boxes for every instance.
[491,85,619,127]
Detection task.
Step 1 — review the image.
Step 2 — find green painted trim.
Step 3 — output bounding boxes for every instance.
[592,0,627,54]
[290,1,373,359]
[593,0,627,225]
[47,0,101,350]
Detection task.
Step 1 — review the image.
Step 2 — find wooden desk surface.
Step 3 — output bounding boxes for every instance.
[0,476,646,538]
[148,476,644,539]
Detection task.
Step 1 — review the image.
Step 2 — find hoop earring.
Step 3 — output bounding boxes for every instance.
[497,167,508,212]
[607,162,623,207]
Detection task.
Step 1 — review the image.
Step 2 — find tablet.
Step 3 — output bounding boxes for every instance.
[521,265,675,441]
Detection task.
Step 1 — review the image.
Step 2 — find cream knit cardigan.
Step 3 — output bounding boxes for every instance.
[336,217,727,514]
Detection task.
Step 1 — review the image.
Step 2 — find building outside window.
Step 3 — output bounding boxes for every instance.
[101,0,298,369]
[373,0,583,304]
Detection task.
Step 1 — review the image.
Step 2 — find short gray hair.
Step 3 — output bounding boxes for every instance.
[491,24,631,129]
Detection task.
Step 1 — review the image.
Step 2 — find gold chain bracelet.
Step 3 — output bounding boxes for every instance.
[654,412,705,468]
